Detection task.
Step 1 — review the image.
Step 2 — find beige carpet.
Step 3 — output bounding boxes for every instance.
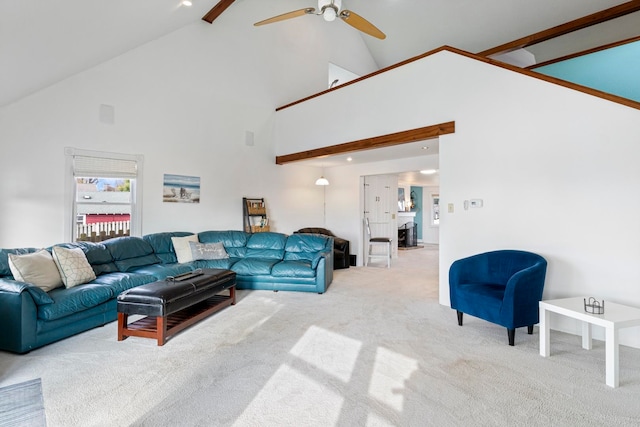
[1,246,640,426]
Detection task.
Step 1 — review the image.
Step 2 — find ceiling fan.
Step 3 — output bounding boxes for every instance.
[254,0,386,40]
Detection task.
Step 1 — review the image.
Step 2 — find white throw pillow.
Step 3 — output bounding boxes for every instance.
[51,246,97,288]
[8,249,63,292]
[171,234,199,263]
[189,241,229,260]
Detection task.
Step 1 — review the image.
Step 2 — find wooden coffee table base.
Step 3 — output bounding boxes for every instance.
[118,287,235,346]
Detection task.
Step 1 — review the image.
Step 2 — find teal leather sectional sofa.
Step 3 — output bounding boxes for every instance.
[0,230,333,354]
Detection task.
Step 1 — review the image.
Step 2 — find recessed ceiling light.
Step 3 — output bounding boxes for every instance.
[346,157,353,162]
[420,169,437,175]
[421,146,429,150]
[181,0,193,6]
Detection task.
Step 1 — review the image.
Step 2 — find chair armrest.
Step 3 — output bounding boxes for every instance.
[501,262,548,324]
[503,263,547,302]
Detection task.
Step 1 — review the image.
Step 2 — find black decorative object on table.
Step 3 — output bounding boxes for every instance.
[584,297,605,314]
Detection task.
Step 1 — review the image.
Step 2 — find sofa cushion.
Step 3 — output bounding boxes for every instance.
[143,232,194,264]
[90,272,157,295]
[0,248,38,278]
[171,234,199,264]
[232,258,280,276]
[130,263,194,281]
[284,234,330,268]
[271,261,316,278]
[51,246,97,288]
[72,242,118,276]
[193,258,237,270]
[245,232,286,260]
[103,237,161,272]
[198,230,248,258]
[38,283,114,321]
[285,234,330,253]
[8,249,63,292]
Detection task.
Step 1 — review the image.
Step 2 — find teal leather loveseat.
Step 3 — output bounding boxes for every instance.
[0,231,333,354]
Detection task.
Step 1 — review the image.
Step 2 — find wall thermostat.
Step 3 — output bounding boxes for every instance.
[470,199,483,208]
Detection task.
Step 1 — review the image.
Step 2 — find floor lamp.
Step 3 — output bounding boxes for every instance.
[315,172,329,226]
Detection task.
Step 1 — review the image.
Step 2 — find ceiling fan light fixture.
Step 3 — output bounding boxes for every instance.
[319,0,341,22]
[254,0,384,39]
[323,7,337,21]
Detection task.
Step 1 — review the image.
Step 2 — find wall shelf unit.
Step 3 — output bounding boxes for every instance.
[243,197,270,233]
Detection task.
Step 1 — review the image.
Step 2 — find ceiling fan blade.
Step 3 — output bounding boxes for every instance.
[254,8,315,27]
[339,10,386,39]
[202,0,236,24]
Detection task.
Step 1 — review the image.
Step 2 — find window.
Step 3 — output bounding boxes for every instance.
[65,148,143,242]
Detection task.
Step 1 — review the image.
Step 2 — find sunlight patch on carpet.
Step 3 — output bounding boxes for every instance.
[290,325,362,382]
[232,364,343,427]
[366,411,397,427]
[369,347,418,412]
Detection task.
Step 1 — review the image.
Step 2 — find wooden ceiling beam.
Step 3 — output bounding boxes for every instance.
[202,0,236,24]
[275,122,455,165]
[478,1,640,57]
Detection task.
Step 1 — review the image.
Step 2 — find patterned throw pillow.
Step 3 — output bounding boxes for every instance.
[51,246,97,288]
[189,241,229,260]
[171,234,199,263]
[8,249,63,292]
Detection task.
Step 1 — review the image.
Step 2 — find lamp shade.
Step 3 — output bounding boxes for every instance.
[315,176,330,186]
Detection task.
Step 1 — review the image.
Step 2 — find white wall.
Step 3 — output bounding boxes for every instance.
[0,1,378,248]
[275,49,640,347]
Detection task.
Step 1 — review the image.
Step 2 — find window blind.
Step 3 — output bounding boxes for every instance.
[73,155,138,178]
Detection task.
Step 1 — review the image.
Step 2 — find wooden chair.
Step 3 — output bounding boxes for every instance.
[364,218,391,268]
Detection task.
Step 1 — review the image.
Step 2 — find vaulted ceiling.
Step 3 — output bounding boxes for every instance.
[2,0,638,109]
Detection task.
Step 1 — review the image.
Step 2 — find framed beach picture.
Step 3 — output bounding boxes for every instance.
[163,174,200,203]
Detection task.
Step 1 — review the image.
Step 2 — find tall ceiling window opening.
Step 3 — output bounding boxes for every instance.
[65,148,143,243]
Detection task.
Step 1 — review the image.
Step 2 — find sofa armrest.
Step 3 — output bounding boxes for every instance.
[333,237,349,254]
[311,251,333,293]
[0,278,54,305]
[0,278,41,353]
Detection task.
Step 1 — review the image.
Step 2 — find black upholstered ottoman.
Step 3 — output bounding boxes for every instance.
[117,268,236,346]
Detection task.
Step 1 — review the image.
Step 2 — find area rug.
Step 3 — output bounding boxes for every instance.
[0,378,46,427]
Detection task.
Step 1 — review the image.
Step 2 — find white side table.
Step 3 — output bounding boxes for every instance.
[539,297,640,388]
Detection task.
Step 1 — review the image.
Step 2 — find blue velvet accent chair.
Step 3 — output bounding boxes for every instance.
[449,250,548,346]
